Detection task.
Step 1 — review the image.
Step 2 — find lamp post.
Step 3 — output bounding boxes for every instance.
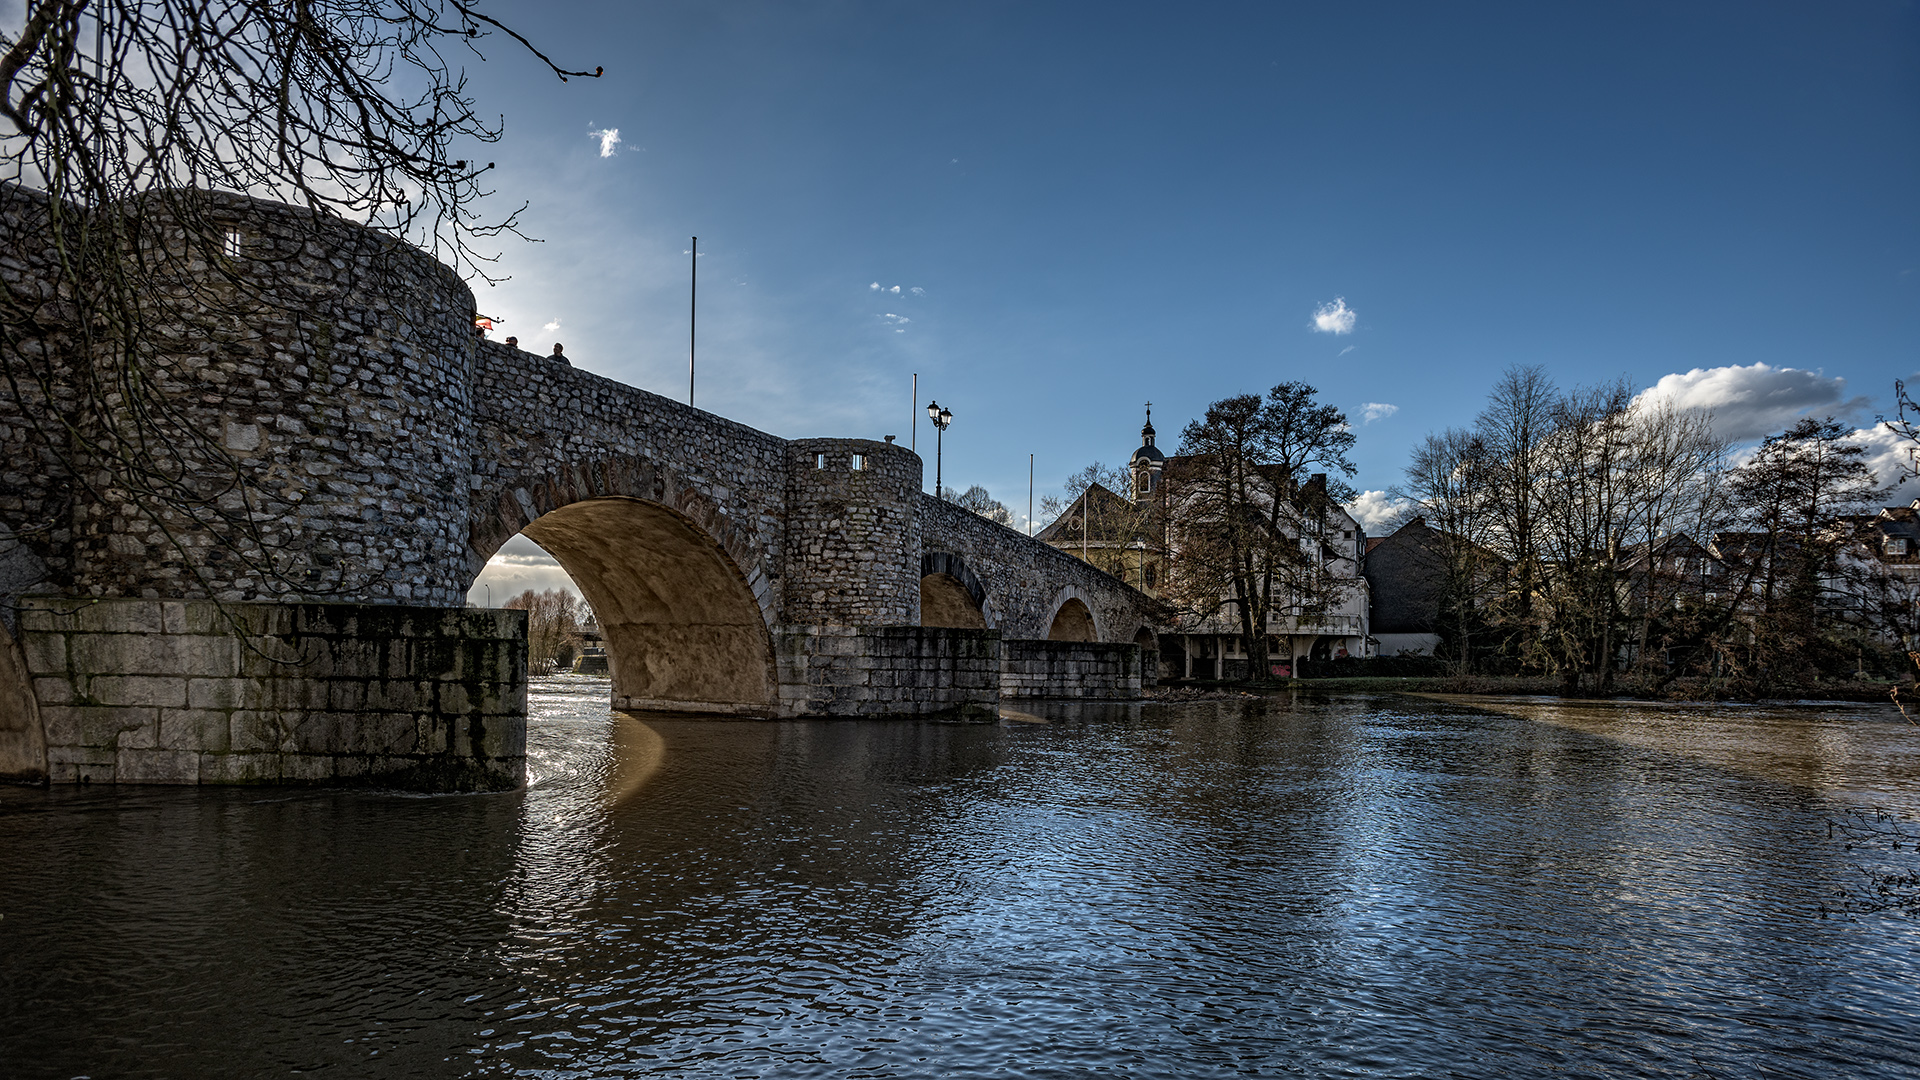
[926,400,952,498]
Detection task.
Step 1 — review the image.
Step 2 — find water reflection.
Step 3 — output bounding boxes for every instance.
[1,681,1917,1078]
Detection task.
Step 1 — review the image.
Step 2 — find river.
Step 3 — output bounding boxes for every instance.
[3,680,1918,1078]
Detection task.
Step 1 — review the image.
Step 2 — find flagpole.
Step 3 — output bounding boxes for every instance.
[688,237,697,406]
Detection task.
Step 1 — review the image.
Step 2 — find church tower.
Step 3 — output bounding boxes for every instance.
[1129,405,1166,498]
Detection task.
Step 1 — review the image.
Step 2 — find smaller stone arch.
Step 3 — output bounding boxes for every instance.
[1043,585,1103,643]
[920,552,991,629]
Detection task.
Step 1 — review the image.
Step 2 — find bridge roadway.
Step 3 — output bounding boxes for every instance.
[0,185,1158,789]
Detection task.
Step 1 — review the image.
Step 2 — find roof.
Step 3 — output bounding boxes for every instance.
[1034,482,1141,544]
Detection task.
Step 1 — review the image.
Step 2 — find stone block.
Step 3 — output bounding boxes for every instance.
[288,710,346,753]
[73,600,162,635]
[366,679,423,712]
[438,681,472,716]
[241,637,319,677]
[40,704,156,748]
[85,674,188,709]
[31,676,73,705]
[116,748,200,784]
[199,751,283,784]
[17,604,61,634]
[159,708,231,753]
[268,676,330,710]
[412,714,447,754]
[21,632,66,675]
[478,716,524,759]
[47,743,115,768]
[230,709,294,752]
[327,679,367,712]
[74,633,240,678]
[187,677,252,711]
[280,752,336,783]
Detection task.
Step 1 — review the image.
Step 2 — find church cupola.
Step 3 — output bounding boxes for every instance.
[1129,404,1166,497]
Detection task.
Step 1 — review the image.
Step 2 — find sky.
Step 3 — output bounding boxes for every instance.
[451,0,1920,601]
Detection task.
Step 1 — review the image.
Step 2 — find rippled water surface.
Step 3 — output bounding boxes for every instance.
[5,681,1920,1078]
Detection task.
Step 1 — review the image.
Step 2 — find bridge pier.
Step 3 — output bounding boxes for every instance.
[14,598,526,789]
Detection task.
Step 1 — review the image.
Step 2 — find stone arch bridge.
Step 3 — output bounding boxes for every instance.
[0,186,1158,790]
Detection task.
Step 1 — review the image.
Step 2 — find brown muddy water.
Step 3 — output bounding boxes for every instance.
[2,679,1917,1078]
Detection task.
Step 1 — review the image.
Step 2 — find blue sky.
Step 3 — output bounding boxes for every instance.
[455,1,1918,596]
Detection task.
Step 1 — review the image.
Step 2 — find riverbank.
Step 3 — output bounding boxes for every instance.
[1156,674,1913,704]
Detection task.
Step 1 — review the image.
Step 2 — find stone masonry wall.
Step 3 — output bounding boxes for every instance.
[776,625,1000,719]
[919,495,1159,642]
[468,343,792,627]
[782,439,922,626]
[0,184,75,619]
[18,598,525,790]
[1001,640,1144,701]
[58,189,480,606]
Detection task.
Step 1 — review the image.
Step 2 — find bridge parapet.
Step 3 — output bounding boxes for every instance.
[917,495,1158,642]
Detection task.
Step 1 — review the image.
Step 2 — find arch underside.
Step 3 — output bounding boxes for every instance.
[514,497,775,715]
[920,572,986,629]
[1047,598,1097,642]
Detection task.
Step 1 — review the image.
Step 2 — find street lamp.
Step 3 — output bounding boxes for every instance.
[926,400,952,498]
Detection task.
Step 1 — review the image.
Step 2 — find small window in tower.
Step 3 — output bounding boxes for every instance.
[851,453,867,470]
[222,229,242,258]
[815,453,828,469]
[1143,564,1157,589]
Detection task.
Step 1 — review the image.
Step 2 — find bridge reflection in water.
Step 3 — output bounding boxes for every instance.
[2,686,1917,1077]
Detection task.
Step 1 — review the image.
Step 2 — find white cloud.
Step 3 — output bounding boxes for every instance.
[1632,362,1868,442]
[890,285,901,294]
[1338,345,1356,356]
[1346,490,1413,532]
[1312,297,1357,335]
[1362,402,1399,423]
[590,128,621,158]
[1853,422,1920,505]
[870,282,881,290]
[880,313,910,324]
[466,535,583,606]
[541,317,561,332]
[910,286,926,296]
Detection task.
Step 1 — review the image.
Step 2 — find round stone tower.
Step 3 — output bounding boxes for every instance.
[781,438,923,626]
[65,190,480,605]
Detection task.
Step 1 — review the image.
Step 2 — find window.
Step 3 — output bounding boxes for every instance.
[1889,538,1909,556]
[1143,564,1156,589]
[814,453,828,469]
[222,229,242,258]
[851,453,867,470]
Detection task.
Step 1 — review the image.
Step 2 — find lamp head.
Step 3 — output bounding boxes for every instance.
[927,400,940,421]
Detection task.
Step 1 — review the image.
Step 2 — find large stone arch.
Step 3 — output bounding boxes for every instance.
[1043,585,1103,643]
[920,552,993,629]
[470,459,778,716]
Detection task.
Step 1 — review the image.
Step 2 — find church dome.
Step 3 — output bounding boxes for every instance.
[1130,407,1166,465]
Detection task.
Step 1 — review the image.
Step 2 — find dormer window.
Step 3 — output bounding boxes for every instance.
[1889,538,1909,556]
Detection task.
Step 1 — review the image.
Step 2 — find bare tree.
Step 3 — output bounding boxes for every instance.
[1169,385,1358,676]
[503,587,586,674]
[945,484,1012,526]
[0,2,596,602]
[1396,427,1497,673]
[1473,364,1556,664]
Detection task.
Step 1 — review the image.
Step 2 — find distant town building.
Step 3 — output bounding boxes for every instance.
[1039,410,1370,679]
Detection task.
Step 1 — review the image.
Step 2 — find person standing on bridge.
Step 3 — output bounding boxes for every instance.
[551,343,570,366]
